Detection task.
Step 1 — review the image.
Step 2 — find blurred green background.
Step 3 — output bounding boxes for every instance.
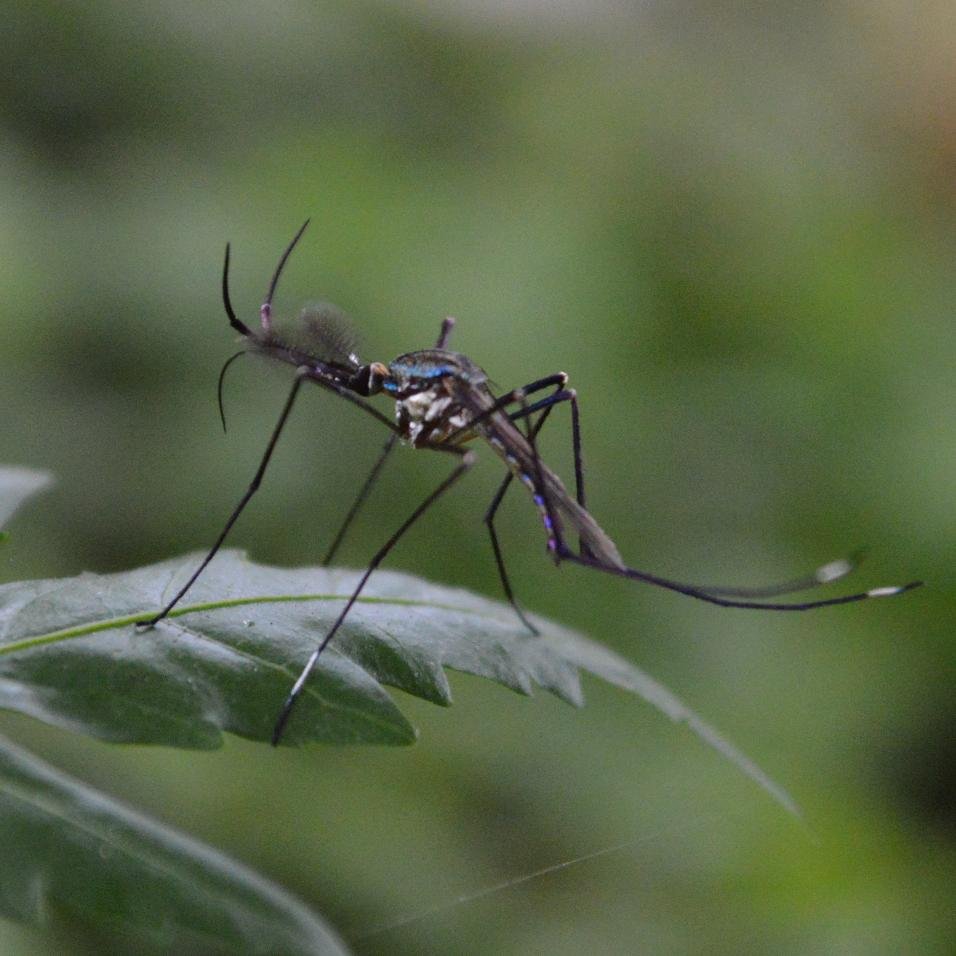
[1,1,953,952]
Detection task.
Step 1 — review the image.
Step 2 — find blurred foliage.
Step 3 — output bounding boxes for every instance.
[0,1,953,953]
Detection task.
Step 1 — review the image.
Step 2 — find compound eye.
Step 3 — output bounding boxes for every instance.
[352,362,389,396]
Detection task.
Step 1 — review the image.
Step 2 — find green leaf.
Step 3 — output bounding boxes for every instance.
[0,733,347,955]
[0,467,52,530]
[0,550,796,814]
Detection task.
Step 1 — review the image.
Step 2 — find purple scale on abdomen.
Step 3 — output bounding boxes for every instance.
[486,430,557,552]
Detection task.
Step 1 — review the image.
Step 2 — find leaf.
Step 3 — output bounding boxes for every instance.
[0,466,53,530]
[0,550,797,814]
[0,733,347,955]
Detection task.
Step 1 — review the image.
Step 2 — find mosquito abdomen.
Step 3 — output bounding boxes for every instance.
[483,425,625,569]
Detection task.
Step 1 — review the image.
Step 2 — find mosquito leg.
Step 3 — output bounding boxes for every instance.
[322,317,455,565]
[435,316,455,349]
[322,434,398,565]
[467,382,920,612]
[467,382,915,613]
[456,380,585,631]
[272,446,475,745]
[518,420,922,610]
[136,368,311,627]
[484,487,535,633]
[483,402,559,635]
[510,384,874,601]
[443,373,569,447]
[510,390,869,599]
[553,542,921,612]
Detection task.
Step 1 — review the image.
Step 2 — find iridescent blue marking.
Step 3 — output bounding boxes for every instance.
[391,362,452,379]
[493,440,555,550]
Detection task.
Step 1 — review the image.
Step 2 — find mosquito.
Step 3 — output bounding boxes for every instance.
[137,221,922,744]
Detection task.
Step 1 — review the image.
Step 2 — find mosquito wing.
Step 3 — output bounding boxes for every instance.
[539,455,625,569]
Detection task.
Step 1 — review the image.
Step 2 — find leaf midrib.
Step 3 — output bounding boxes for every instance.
[0,592,496,657]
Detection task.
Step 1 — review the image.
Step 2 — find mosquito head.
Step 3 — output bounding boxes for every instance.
[349,361,390,396]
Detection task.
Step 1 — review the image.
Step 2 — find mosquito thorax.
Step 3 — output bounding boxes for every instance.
[379,350,487,446]
[383,351,486,395]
